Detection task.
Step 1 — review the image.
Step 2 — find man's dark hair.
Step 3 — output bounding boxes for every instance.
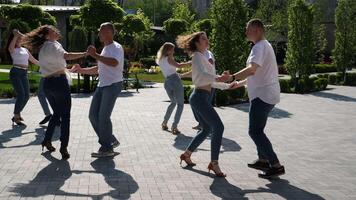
[247,19,265,32]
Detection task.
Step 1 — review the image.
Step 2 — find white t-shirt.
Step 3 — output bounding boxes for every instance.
[98,41,124,87]
[11,47,30,67]
[204,50,215,65]
[192,52,230,90]
[158,57,177,78]
[246,40,280,105]
[39,41,67,76]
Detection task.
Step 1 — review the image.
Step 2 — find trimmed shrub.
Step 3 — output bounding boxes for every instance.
[315,78,328,90]
[345,73,356,86]
[215,90,230,107]
[313,64,337,73]
[328,74,338,85]
[227,87,246,100]
[279,79,292,93]
[140,57,156,69]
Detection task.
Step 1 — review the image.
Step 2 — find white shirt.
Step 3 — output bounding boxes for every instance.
[192,52,230,90]
[158,56,177,78]
[246,40,280,105]
[39,41,67,76]
[98,41,124,87]
[11,47,30,67]
[204,50,215,65]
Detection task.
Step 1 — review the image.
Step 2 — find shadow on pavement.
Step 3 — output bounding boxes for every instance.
[10,153,139,200]
[0,126,33,148]
[173,133,241,153]
[0,127,60,149]
[310,90,356,102]
[257,178,326,200]
[229,103,293,119]
[183,167,325,200]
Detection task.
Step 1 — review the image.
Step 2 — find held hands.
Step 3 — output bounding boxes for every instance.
[228,81,241,90]
[217,70,231,83]
[69,64,82,73]
[87,45,97,57]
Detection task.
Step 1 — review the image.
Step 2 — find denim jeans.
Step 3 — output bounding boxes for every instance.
[193,88,216,124]
[249,98,279,165]
[163,74,184,128]
[89,82,122,151]
[43,75,71,148]
[9,67,29,115]
[38,77,51,116]
[187,89,224,161]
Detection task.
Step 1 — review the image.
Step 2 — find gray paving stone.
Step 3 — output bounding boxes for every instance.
[1,84,356,199]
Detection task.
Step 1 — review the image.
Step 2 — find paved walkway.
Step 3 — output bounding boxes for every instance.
[0,84,356,200]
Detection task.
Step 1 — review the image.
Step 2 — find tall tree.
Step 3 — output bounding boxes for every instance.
[210,0,249,73]
[285,0,314,81]
[333,0,356,82]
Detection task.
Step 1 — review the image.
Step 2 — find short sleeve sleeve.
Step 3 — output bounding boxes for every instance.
[110,46,123,65]
[53,42,67,58]
[248,44,264,67]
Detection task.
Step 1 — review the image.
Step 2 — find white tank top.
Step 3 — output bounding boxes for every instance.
[11,47,30,67]
[158,57,177,78]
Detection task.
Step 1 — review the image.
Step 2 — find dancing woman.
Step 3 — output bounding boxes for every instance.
[156,42,191,135]
[7,29,39,126]
[24,25,87,160]
[176,32,235,177]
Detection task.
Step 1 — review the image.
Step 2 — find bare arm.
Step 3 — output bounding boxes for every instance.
[78,66,98,75]
[180,70,192,78]
[63,52,86,61]
[8,30,23,54]
[28,52,39,65]
[167,56,191,68]
[229,62,259,81]
[87,45,118,67]
[70,64,98,75]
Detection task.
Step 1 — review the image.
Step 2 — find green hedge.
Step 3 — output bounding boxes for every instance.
[312,64,337,73]
[140,57,156,69]
[318,72,356,86]
[279,77,329,94]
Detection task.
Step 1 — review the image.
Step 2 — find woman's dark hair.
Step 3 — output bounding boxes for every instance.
[23,25,61,53]
[176,31,206,54]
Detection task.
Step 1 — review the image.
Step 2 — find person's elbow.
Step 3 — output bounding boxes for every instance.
[108,59,118,67]
[248,64,259,75]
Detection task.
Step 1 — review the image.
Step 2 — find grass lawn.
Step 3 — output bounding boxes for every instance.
[130,72,193,85]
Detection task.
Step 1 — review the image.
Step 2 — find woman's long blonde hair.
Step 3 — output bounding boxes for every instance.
[156,42,175,64]
[176,31,205,54]
[23,25,61,53]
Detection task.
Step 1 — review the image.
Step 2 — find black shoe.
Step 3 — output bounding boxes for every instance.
[39,114,52,125]
[11,117,26,126]
[60,147,70,160]
[248,160,270,171]
[112,140,120,148]
[91,149,116,158]
[258,165,285,179]
[41,140,55,152]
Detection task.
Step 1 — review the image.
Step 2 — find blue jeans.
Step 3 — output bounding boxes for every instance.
[43,75,71,148]
[187,89,224,161]
[89,82,122,151]
[249,98,279,165]
[193,88,216,124]
[9,67,29,115]
[163,74,184,128]
[38,77,51,116]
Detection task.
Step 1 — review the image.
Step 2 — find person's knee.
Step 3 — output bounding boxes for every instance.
[215,122,224,135]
